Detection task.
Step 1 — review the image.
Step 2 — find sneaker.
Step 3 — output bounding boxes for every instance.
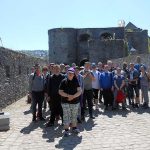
[64,130,69,137]
[72,128,80,134]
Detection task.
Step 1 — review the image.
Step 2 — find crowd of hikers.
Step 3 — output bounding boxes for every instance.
[28,56,150,137]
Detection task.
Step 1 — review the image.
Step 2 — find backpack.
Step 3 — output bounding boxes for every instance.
[116,90,126,103]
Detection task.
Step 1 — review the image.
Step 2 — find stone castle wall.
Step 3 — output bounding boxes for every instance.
[48,27,148,65]
[48,27,126,64]
[0,47,46,109]
[126,30,148,54]
[78,39,127,63]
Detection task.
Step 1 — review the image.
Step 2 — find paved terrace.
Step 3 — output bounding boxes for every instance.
[0,94,150,150]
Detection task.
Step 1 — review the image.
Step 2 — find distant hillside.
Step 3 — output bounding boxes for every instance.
[18,50,48,59]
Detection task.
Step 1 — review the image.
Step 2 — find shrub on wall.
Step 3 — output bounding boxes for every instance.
[124,41,129,56]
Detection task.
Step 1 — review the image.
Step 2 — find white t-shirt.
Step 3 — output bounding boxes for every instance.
[92,70,100,89]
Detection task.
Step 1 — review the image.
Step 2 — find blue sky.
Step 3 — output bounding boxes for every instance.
[0,0,149,50]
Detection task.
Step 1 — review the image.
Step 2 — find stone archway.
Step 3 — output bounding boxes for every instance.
[100,32,113,40]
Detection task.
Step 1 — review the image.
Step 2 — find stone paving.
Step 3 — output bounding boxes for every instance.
[1,95,150,150]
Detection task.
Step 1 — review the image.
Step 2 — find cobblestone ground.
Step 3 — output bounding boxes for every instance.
[1,94,150,150]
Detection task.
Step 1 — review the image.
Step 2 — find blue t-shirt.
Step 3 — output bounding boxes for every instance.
[99,72,114,89]
[134,63,146,71]
[114,75,125,88]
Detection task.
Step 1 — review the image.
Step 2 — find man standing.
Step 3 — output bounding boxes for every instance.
[46,65,65,127]
[80,62,95,120]
[128,63,140,108]
[99,65,114,110]
[29,64,45,122]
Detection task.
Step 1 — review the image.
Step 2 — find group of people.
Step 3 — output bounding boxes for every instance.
[28,56,150,137]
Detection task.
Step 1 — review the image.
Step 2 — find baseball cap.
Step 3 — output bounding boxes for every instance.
[91,63,96,67]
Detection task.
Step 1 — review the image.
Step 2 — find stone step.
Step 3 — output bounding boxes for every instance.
[0,112,10,131]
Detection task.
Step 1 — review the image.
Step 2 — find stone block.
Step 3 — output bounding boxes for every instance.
[0,112,10,131]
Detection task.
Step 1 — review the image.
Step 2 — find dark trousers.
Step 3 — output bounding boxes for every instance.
[128,84,139,101]
[125,85,131,105]
[99,90,103,102]
[49,96,63,124]
[102,89,114,107]
[32,91,44,118]
[81,89,93,117]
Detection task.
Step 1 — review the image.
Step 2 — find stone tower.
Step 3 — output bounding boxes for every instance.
[48,28,77,64]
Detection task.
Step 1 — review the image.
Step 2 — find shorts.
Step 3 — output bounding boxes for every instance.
[61,103,79,126]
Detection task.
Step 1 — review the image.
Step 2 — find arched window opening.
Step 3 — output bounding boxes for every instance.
[79,34,90,42]
[100,33,113,40]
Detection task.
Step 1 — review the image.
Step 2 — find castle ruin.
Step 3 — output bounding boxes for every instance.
[48,22,148,64]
